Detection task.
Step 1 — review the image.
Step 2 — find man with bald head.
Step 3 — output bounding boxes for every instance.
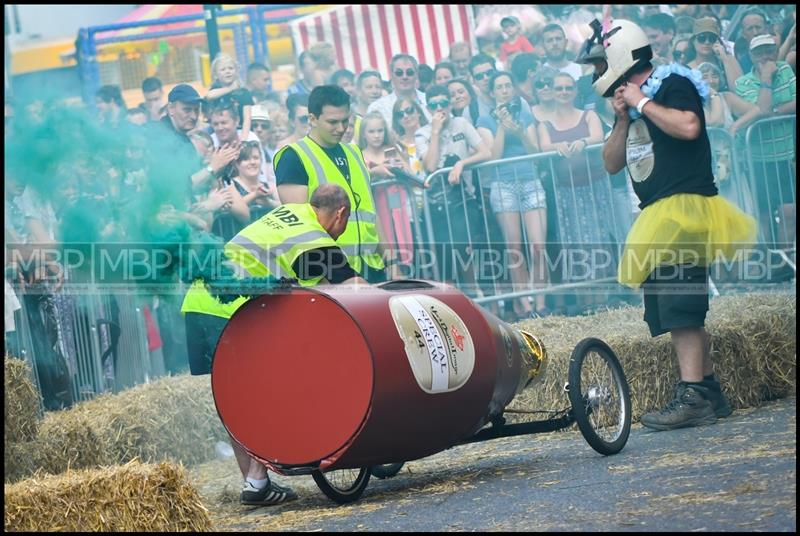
[181,182,366,506]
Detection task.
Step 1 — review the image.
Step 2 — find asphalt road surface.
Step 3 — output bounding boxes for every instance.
[199,396,796,531]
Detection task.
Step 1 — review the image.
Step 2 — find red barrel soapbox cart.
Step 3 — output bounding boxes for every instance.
[212,280,631,504]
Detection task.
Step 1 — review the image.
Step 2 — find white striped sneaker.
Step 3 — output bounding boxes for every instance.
[240,480,298,506]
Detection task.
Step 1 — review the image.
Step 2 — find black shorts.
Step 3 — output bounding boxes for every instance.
[641,264,710,338]
[185,312,228,375]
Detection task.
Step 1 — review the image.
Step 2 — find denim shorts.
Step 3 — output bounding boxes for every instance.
[489,180,547,213]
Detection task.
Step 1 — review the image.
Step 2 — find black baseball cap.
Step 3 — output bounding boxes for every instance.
[168,84,202,103]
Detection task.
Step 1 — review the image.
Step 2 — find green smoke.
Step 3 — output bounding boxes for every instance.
[5,95,281,298]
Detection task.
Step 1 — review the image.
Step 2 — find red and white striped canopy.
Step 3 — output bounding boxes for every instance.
[290,4,477,78]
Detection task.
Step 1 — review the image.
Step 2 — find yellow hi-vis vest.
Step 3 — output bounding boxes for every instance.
[180,203,339,319]
[274,137,384,275]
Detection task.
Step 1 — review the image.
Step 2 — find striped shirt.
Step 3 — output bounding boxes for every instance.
[734,62,796,161]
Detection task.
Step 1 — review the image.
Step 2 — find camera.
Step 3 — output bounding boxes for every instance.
[504,100,521,117]
[490,99,521,120]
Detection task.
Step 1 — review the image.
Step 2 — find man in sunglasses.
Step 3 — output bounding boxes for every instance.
[278,93,310,148]
[368,53,430,127]
[469,53,500,118]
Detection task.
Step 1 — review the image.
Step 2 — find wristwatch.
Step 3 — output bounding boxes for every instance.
[636,97,652,115]
[206,165,215,175]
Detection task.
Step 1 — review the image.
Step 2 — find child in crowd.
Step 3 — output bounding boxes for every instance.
[206,53,254,141]
[499,16,535,66]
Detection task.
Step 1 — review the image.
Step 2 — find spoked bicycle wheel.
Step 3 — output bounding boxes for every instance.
[371,463,405,479]
[567,338,631,455]
[312,467,371,504]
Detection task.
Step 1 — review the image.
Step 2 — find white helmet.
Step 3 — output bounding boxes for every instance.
[593,19,653,98]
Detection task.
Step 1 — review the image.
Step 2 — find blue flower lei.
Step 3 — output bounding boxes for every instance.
[628,62,710,120]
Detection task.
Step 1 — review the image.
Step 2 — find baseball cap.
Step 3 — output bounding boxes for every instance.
[500,16,520,28]
[692,17,720,37]
[168,84,202,103]
[749,34,777,51]
[251,104,270,122]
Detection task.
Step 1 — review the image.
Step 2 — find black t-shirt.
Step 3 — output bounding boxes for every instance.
[275,140,354,187]
[292,246,358,284]
[209,82,254,126]
[625,74,718,209]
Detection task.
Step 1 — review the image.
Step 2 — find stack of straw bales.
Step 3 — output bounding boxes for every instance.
[5,373,229,484]
[4,460,212,531]
[4,357,41,444]
[511,293,796,420]
[5,357,44,483]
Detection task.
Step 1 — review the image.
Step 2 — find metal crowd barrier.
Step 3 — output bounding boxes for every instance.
[371,120,796,307]
[742,115,797,252]
[413,145,632,307]
[5,280,174,413]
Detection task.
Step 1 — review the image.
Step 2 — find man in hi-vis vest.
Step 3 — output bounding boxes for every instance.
[181,183,366,506]
[274,84,395,283]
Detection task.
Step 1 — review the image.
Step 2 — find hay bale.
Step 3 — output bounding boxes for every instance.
[4,460,212,532]
[4,357,42,444]
[511,293,796,421]
[28,374,228,477]
[4,441,40,484]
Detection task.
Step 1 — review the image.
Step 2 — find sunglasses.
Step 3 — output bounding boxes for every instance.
[394,68,416,78]
[554,85,575,92]
[297,115,309,124]
[695,32,718,45]
[473,69,495,81]
[427,99,450,110]
[252,120,271,130]
[673,50,688,60]
[394,106,416,118]
[534,79,553,89]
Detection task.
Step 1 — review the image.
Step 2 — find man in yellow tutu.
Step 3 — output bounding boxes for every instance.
[588,19,756,430]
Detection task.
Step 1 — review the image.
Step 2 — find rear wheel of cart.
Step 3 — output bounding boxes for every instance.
[568,337,631,455]
[371,463,405,479]
[312,467,371,504]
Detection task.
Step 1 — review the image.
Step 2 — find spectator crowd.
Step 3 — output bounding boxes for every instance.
[4,4,796,409]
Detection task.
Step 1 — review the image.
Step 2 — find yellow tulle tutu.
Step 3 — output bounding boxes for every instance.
[618,194,757,288]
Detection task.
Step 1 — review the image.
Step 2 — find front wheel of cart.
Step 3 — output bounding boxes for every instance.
[568,337,631,455]
[371,463,405,479]
[312,467,371,504]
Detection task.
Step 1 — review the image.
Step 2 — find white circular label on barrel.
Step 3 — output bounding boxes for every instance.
[389,295,475,394]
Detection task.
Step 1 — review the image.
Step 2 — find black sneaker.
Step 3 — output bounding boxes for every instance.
[240,480,299,506]
[640,382,717,431]
[701,378,733,418]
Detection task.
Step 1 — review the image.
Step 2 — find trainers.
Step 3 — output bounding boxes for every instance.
[701,378,733,418]
[640,382,717,431]
[240,480,298,506]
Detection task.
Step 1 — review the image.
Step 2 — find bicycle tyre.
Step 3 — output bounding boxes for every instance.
[312,467,371,504]
[371,463,405,479]
[568,337,631,455]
